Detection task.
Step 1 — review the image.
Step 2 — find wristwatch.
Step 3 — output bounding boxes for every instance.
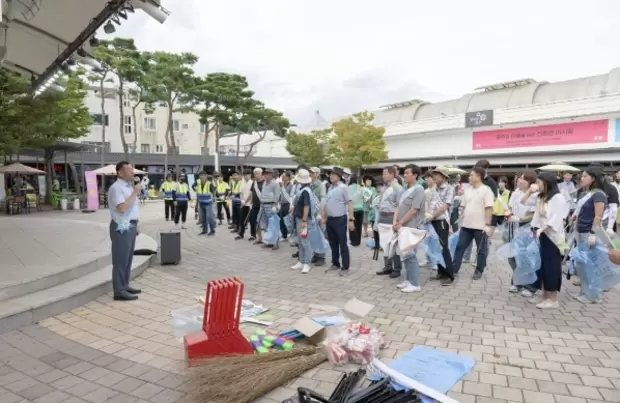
[348,219,355,222]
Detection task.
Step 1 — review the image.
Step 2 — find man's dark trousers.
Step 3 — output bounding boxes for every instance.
[326,215,350,269]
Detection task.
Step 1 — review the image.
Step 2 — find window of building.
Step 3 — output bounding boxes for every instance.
[182,123,189,130]
[140,144,150,153]
[172,120,180,131]
[91,113,109,126]
[123,116,132,134]
[144,117,156,130]
[199,123,207,133]
[123,98,131,108]
[155,144,164,153]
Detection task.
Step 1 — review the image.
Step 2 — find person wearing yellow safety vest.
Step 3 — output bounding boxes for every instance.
[196,171,217,235]
[492,177,511,227]
[160,174,178,221]
[228,171,243,232]
[172,175,192,229]
[214,173,231,226]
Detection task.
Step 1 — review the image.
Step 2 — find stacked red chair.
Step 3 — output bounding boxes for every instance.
[184,277,254,360]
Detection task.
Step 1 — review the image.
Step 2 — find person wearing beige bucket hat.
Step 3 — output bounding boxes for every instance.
[427,166,456,285]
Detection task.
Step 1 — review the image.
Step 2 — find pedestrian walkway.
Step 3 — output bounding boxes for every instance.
[1,202,619,403]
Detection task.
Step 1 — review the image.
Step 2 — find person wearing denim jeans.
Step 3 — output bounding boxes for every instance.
[452,167,495,280]
[393,164,426,293]
[195,172,216,236]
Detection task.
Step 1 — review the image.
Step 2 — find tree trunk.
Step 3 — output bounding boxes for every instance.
[214,125,220,172]
[235,133,241,172]
[132,105,138,154]
[44,148,54,205]
[199,122,213,171]
[99,76,107,167]
[118,80,129,160]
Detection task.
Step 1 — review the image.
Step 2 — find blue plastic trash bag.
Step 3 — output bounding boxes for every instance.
[448,230,460,258]
[283,215,294,234]
[264,215,281,245]
[496,224,532,261]
[308,222,328,254]
[366,238,375,249]
[570,242,620,301]
[424,224,445,267]
[513,237,541,286]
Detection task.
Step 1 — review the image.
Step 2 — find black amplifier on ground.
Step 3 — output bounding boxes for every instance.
[160,231,181,265]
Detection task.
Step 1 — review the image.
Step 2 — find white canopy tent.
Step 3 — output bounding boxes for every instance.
[91,164,146,176]
[0,162,45,174]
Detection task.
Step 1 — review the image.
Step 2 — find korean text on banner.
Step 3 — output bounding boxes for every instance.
[472,119,608,150]
[84,171,99,210]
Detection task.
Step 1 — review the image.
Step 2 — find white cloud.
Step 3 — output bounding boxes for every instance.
[108,0,620,127]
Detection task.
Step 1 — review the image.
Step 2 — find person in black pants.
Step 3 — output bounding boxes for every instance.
[279,171,294,239]
[427,167,456,285]
[244,168,263,242]
[323,167,355,276]
[172,175,191,228]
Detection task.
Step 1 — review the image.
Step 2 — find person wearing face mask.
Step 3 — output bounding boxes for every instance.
[172,175,191,229]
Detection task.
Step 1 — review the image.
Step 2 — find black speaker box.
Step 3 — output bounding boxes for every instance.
[160,231,181,265]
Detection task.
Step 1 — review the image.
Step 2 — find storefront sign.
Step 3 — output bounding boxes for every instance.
[84,171,99,210]
[465,110,494,127]
[472,119,608,150]
[615,118,620,142]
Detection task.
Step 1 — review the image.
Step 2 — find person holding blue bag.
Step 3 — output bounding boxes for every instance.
[571,166,608,304]
[290,169,322,274]
[530,172,570,309]
[506,170,539,296]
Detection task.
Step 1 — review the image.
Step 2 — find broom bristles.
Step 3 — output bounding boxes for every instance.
[187,346,327,403]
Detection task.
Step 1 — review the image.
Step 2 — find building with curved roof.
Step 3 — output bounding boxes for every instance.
[370,68,620,170]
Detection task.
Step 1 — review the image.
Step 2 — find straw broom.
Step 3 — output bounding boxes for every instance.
[187,345,327,403]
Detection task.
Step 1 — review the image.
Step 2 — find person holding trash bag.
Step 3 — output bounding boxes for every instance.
[572,166,608,304]
[506,170,539,296]
[529,172,570,309]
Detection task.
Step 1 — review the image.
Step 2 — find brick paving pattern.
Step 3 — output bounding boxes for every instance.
[1,205,620,402]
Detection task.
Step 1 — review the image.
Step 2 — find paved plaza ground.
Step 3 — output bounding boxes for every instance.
[1,202,619,403]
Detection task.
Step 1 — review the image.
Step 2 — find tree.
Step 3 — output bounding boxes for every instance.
[285,129,332,167]
[126,52,155,156]
[143,51,199,173]
[193,73,255,171]
[0,69,37,156]
[86,62,112,167]
[93,38,145,159]
[327,111,387,173]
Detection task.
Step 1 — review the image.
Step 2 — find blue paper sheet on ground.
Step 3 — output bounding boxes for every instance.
[368,346,475,403]
[570,242,620,300]
[448,230,460,258]
[264,215,281,245]
[495,224,532,261]
[423,224,445,267]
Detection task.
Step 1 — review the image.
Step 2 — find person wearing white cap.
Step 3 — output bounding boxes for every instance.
[290,169,317,273]
[309,167,327,266]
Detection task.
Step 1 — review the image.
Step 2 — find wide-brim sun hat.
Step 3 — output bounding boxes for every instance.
[331,167,345,178]
[431,166,450,179]
[295,169,312,184]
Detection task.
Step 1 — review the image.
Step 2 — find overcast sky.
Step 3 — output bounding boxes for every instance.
[108,0,620,128]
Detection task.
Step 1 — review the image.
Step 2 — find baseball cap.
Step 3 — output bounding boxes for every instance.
[310,167,321,174]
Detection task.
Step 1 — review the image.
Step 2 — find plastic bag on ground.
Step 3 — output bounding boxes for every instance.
[570,242,620,300]
[322,322,387,366]
[264,214,281,245]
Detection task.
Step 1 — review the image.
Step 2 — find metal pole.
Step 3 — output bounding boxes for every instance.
[64,150,68,190]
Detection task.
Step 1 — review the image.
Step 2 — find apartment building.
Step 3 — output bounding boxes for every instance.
[80,85,216,156]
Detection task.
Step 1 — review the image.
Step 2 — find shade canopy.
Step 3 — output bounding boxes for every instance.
[538,162,580,172]
[0,163,45,174]
[90,164,146,176]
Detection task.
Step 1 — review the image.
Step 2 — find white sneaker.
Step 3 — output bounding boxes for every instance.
[509,286,519,293]
[431,265,438,271]
[397,281,411,289]
[536,299,559,309]
[529,292,543,304]
[301,264,311,274]
[291,262,303,270]
[181,224,187,229]
[521,289,533,298]
[402,285,421,293]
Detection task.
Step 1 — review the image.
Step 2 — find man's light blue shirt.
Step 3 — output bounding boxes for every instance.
[108,179,139,221]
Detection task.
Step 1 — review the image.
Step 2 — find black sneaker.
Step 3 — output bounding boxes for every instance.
[339,269,350,277]
[248,237,256,242]
[207,231,216,236]
[440,277,453,286]
[325,265,340,273]
[234,235,243,240]
[292,252,299,258]
[314,257,326,266]
[199,231,207,235]
[389,272,401,279]
[429,274,442,281]
[472,271,483,280]
[376,269,391,275]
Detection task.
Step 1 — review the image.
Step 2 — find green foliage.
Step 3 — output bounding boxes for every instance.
[327,111,387,169]
[142,51,199,159]
[285,129,332,167]
[0,68,92,154]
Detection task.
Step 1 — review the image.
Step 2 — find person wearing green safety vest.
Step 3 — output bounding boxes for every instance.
[160,174,178,221]
[214,173,231,226]
[172,175,191,229]
[196,171,217,236]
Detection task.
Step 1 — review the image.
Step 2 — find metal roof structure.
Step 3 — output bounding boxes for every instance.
[373,68,620,126]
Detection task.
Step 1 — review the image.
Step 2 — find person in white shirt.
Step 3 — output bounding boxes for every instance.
[452,167,495,280]
[506,170,538,296]
[107,161,142,301]
[529,171,569,309]
[235,169,254,240]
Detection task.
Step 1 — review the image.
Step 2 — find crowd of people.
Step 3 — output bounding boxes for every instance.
[151,161,620,310]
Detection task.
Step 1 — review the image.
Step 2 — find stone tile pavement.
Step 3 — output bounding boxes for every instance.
[1,203,620,402]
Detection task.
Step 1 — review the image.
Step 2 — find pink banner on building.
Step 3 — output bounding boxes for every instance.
[472,119,609,150]
[84,171,99,210]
